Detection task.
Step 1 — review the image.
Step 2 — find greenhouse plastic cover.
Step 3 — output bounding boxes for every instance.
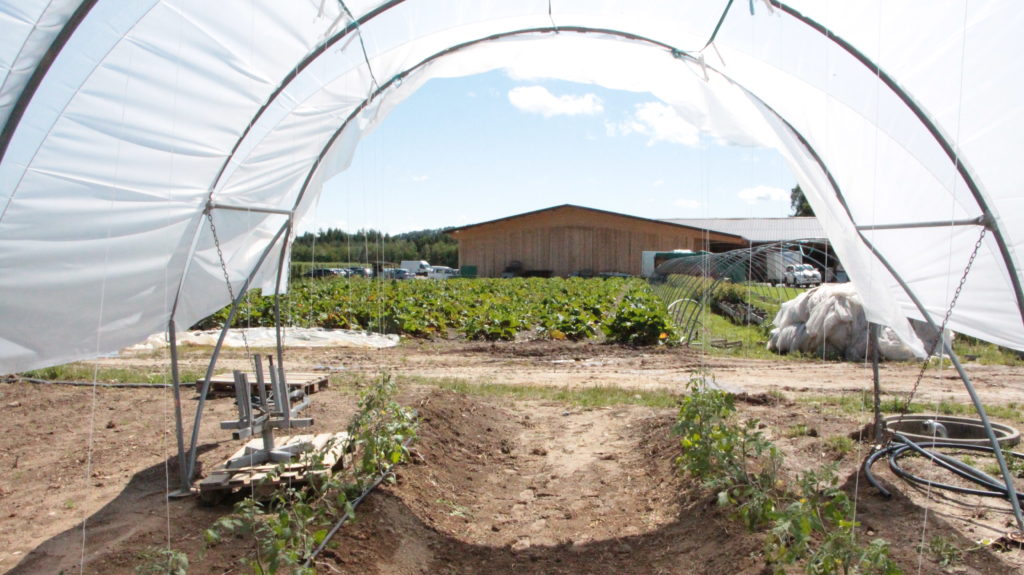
[1,1,1023,373]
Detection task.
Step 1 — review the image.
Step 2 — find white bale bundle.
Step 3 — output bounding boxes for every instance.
[767,284,931,361]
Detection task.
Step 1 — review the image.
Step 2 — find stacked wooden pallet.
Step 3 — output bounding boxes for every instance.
[198,432,348,504]
[197,371,329,397]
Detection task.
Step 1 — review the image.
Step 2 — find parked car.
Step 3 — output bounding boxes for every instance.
[380,268,411,280]
[303,268,341,279]
[347,266,373,278]
[426,266,459,279]
[783,264,822,287]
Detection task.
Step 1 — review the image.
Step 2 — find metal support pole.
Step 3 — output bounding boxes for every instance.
[941,339,1024,531]
[253,355,269,414]
[273,220,291,388]
[869,323,883,442]
[168,319,191,496]
[268,354,291,427]
[184,221,291,482]
[851,235,1023,528]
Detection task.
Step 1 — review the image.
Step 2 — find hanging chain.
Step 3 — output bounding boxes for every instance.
[894,225,987,425]
[206,210,252,359]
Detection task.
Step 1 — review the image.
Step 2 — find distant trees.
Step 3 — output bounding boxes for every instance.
[790,184,815,217]
[291,227,458,267]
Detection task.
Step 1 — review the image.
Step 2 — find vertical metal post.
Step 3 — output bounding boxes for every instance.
[869,323,883,442]
[253,355,268,415]
[185,221,291,482]
[273,220,291,386]
[233,371,252,425]
[185,286,248,481]
[168,319,191,495]
[268,354,291,427]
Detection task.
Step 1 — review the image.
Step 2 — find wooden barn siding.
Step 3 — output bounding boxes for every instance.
[454,207,742,277]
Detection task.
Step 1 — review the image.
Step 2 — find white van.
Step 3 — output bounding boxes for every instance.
[400,260,431,276]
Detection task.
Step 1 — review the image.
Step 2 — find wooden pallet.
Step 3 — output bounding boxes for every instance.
[198,432,348,504]
[198,371,329,397]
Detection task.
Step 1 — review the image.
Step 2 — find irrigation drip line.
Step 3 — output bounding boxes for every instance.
[9,377,197,389]
[863,434,1024,501]
[304,468,394,567]
[305,435,415,567]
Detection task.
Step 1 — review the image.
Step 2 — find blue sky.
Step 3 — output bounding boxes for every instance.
[304,70,797,235]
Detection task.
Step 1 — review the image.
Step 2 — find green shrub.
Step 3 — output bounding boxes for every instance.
[136,547,188,575]
[603,290,677,345]
[204,375,417,574]
[673,375,901,574]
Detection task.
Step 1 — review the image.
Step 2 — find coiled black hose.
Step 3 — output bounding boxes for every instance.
[863,433,1024,501]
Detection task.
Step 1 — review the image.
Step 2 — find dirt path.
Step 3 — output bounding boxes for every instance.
[1,340,1023,574]
[320,391,767,575]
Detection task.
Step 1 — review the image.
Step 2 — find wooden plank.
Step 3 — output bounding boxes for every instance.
[198,432,349,503]
[198,371,329,396]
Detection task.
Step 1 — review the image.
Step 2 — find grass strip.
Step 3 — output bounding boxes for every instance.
[394,374,684,409]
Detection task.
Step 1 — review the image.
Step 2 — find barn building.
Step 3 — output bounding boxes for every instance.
[447,204,746,278]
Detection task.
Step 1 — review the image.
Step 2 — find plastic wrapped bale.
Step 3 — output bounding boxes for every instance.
[767,284,926,361]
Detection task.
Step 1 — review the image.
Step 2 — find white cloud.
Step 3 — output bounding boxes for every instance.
[606,102,701,147]
[410,175,430,182]
[737,185,789,205]
[652,179,665,188]
[672,198,703,209]
[507,86,603,118]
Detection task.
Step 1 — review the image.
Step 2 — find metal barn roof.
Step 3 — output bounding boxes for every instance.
[662,217,826,243]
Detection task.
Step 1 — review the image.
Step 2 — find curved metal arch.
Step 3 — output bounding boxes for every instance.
[206,0,408,195]
[770,0,1024,332]
[0,1,100,163]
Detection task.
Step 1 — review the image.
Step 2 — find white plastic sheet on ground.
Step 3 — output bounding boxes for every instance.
[767,284,941,361]
[1,2,1022,373]
[126,328,398,352]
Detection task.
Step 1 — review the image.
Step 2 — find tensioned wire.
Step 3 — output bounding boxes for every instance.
[80,16,139,573]
[913,3,975,572]
[157,4,190,560]
[849,0,883,557]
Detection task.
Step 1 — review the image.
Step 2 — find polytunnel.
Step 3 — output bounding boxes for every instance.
[2,0,1023,519]
[2,0,1023,372]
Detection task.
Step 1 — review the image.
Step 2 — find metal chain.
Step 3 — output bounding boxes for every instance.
[206,210,252,359]
[895,226,988,423]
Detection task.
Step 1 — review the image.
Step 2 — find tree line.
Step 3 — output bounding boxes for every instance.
[291,227,459,268]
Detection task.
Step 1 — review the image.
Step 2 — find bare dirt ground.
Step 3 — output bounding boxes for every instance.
[1,340,1023,574]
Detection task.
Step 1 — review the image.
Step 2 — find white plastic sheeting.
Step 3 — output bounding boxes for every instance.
[768,284,930,362]
[126,327,398,351]
[1,1,1022,373]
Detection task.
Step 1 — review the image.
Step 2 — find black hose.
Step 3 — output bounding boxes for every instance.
[304,434,415,567]
[887,441,1024,501]
[863,446,893,498]
[304,467,394,566]
[863,434,1024,502]
[8,377,196,388]
[892,436,1007,490]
